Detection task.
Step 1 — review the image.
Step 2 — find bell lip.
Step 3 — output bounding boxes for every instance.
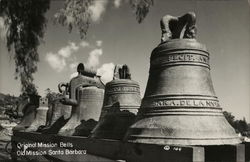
[125,137,242,146]
[124,112,241,146]
[152,39,208,56]
[124,128,242,146]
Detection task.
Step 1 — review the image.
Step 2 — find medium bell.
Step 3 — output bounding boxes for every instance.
[125,12,240,145]
[91,65,141,140]
[67,63,104,101]
[41,98,71,134]
[58,86,104,136]
[40,82,71,134]
[49,100,71,125]
[13,94,40,132]
[25,97,49,132]
[57,63,105,136]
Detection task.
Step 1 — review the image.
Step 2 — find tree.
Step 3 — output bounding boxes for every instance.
[45,88,61,105]
[0,0,154,95]
[54,0,154,38]
[0,0,50,95]
[234,118,248,134]
[130,0,154,23]
[223,111,250,136]
[223,111,235,127]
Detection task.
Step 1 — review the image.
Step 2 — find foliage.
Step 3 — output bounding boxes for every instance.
[1,0,153,95]
[223,111,250,137]
[0,93,20,120]
[0,0,50,95]
[223,111,235,127]
[130,0,154,23]
[54,0,154,39]
[54,0,93,39]
[45,88,62,105]
[0,93,18,107]
[234,118,249,135]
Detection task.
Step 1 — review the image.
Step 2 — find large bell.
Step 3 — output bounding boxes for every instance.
[91,65,141,140]
[125,12,240,145]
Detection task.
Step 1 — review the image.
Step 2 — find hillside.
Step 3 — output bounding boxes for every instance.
[0,93,6,100]
[0,93,19,114]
